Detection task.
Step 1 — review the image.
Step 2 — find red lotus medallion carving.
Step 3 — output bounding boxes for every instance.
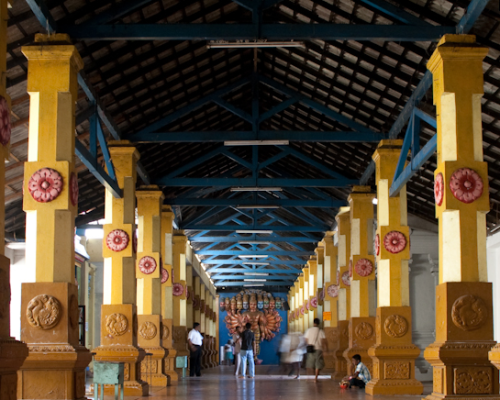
[70,172,78,206]
[173,283,184,297]
[327,284,339,298]
[355,258,374,277]
[106,229,129,252]
[28,168,63,202]
[0,96,11,146]
[349,260,353,277]
[139,256,157,274]
[434,172,444,206]
[341,271,350,286]
[449,168,483,204]
[161,268,169,284]
[375,234,380,256]
[383,231,407,254]
[310,297,318,308]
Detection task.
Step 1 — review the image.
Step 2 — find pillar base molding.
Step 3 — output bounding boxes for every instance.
[343,317,376,378]
[137,314,168,387]
[366,306,423,395]
[140,346,168,387]
[162,318,178,383]
[333,320,349,379]
[172,325,189,376]
[324,327,338,372]
[0,338,28,400]
[425,282,499,400]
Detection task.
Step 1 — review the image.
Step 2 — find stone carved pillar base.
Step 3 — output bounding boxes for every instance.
[425,282,499,400]
[333,320,349,379]
[323,327,337,372]
[161,318,178,383]
[173,326,188,376]
[93,304,148,396]
[343,317,376,378]
[17,282,91,400]
[137,315,168,387]
[365,306,423,395]
[0,256,28,400]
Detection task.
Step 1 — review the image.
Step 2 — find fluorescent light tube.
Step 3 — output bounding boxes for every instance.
[244,279,267,282]
[244,272,269,276]
[243,284,265,287]
[239,241,272,245]
[242,262,270,266]
[238,255,269,258]
[208,41,304,49]
[230,187,283,192]
[236,230,273,234]
[237,205,279,209]
[224,140,289,146]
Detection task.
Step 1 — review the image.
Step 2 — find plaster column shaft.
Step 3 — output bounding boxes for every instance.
[366,140,423,395]
[419,35,500,400]
[0,0,28,395]
[135,187,168,386]
[299,275,305,331]
[94,141,147,396]
[323,232,338,373]
[18,34,91,400]
[160,207,177,383]
[343,186,376,377]
[172,234,189,374]
[303,268,310,331]
[335,207,351,379]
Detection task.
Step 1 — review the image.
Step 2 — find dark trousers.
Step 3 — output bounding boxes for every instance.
[190,345,202,376]
[349,378,365,389]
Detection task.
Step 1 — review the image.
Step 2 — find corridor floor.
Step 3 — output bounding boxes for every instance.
[124,367,433,400]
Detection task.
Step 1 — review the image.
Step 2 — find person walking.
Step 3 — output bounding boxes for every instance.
[304,318,327,382]
[239,323,256,379]
[233,326,243,376]
[224,340,234,365]
[188,322,203,377]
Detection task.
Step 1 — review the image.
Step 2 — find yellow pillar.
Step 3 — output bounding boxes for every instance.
[136,186,168,387]
[421,35,499,400]
[19,34,91,400]
[303,267,310,331]
[322,232,339,373]
[94,141,147,396]
[186,265,193,334]
[366,140,423,395]
[160,206,178,383]
[172,234,189,373]
[0,0,28,394]
[299,274,305,332]
[335,207,351,379]
[343,186,376,376]
[288,287,295,332]
[314,244,324,318]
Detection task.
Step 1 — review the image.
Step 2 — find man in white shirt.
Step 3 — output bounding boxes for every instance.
[188,322,203,377]
[304,318,327,382]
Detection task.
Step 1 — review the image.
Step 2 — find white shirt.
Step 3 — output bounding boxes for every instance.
[188,329,203,346]
[304,326,326,351]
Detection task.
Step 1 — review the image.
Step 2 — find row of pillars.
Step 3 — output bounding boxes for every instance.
[0,31,220,399]
[288,34,500,399]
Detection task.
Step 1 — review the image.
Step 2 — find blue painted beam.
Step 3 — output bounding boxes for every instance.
[389,134,437,197]
[189,236,320,243]
[96,121,116,180]
[130,130,384,142]
[211,275,299,280]
[213,98,254,124]
[158,178,357,188]
[197,250,312,256]
[68,0,156,26]
[456,0,491,34]
[214,281,293,287]
[258,97,299,123]
[183,225,326,232]
[75,140,122,198]
[358,0,430,26]
[168,197,346,208]
[66,24,454,41]
[201,259,305,265]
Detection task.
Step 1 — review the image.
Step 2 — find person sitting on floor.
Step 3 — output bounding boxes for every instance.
[348,354,371,389]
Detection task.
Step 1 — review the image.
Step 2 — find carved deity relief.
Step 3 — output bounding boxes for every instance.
[355,322,374,340]
[26,294,61,330]
[384,314,409,338]
[139,321,158,340]
[105,313,129,337]
[161,324,170,340]
[451,295,487,331]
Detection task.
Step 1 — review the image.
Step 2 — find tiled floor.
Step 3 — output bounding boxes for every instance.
[103,366,432,400]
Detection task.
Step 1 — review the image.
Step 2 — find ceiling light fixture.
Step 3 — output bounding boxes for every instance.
[239,255,269,258]
[230,187,283,192]
[242,262,270,266]
[244,279,267,282]
[236,230,273,234]
[243,284,265,287]
[207,41,304,49]
[236,205,280,209]
[239,241,272,245]
[244,272,269,276]
[224,140,289,146]
[372,198,378,205]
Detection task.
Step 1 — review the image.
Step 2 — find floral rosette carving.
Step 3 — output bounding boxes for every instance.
[132,232,138,253]
[451,294,488,331]
[105,313,129,337]
[69,172,78,206]
[300,305,305,316]
[26,294,61,330]
[305,300,310,311]
[162,324,170,339]
[375,234,380,256]
[28,168,63,203]
[319,288,325,301]
[186,287,191,300]
[434,172,444,206]
[310,297,318,308]
[341,271,350,286]
[349,260,353,277]
[384,231,407,254]
[327,284,339,298]
[449,168,483,204]
[139,321,157,340]
[193,295,200,310]
[139,256,157,274]
[0,95,11,145]
[161,268,169,284]
[336,270,340,285]
[355,322,374,340]
[173,283,184,297]
[384,314,409,338]
[106,229,130,252]
[355,258,374,277]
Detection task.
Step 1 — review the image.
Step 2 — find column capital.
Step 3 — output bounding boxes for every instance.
[173,235,188,245]
[348,186,375,203]
[109,140,140,161]
[23,34,84,70]
[136,185,164,201]
[372,139,403,163]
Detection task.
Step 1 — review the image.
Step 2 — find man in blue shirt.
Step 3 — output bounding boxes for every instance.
[349,354,371,389]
